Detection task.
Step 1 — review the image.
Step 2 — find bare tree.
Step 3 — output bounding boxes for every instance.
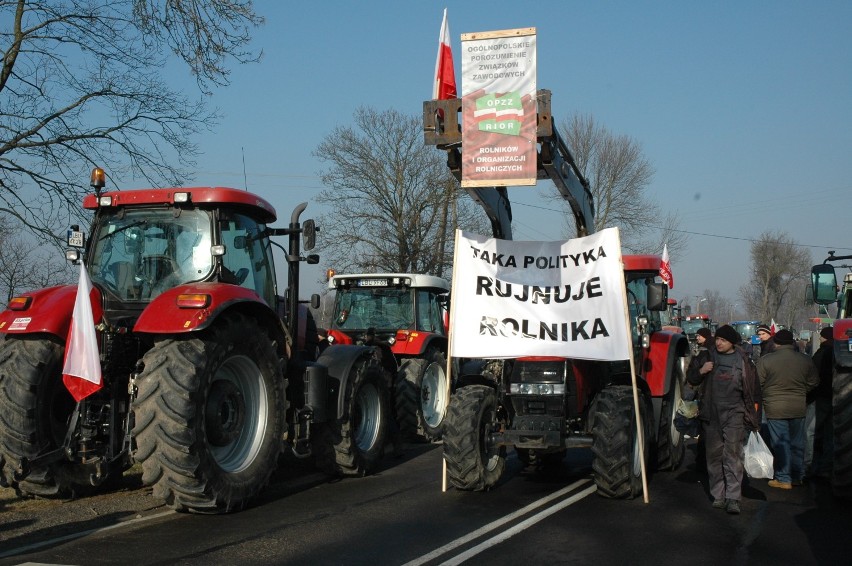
[0,216,72,307]
[558,113,688,257]
[313,107,489,277]
[1,0,263,242]
[740,231,812,323]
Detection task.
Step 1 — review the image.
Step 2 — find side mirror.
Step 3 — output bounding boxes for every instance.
[647,282,668,311]
[811,264,838,305]
[311,293,321,310]
[303,219,317,251]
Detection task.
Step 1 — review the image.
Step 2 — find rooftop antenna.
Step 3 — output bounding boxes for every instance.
[242,146,248,191]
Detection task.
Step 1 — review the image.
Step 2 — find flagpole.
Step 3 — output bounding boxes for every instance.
[443,228,462,492]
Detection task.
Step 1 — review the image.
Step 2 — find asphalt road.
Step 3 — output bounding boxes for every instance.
[1,440,850,565]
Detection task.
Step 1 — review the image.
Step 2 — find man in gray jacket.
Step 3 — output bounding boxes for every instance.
[756,329,819,489]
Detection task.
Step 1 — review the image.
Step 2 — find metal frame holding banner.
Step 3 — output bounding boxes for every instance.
[460,28,537,187]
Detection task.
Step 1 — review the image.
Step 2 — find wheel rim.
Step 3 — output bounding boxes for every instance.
[421,362,449,428]
[354,382,382,452]
[206,355,267,473]
[480,405,501,472]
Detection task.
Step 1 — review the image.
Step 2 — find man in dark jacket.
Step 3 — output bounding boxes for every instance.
[690,324,762,514]
[757,329,819,489]
[807,326,834,478]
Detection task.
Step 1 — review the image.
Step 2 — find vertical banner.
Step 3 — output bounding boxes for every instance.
[449,228,632,361]
[460,28,537,187]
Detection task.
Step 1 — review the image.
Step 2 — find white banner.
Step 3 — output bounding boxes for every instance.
[449,228,632,360]
[460,28,537,187]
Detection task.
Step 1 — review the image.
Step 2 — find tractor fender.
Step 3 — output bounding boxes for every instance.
[316,344,377,419]
[0,284,102,339]
[134,283,279,335]
[392,331,447,358]
[643,330,690,397]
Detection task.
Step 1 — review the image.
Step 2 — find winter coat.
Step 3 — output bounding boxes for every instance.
[690,345,762,431]
[756,344,819,419]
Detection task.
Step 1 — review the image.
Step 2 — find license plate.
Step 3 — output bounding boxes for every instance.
[358,279,388,287]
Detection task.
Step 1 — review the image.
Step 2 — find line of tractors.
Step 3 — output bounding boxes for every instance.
[0,91,848,514]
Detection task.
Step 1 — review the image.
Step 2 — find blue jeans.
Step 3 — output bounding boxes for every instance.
[766,417,806,483]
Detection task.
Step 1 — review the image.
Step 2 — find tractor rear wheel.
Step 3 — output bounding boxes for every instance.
[443,385,505,490]
[0,335,76,497]
[314,356,389,476]
[833,368,852,499]
[591,385,652,499]
[656,359,686,471]
[131,313,285,513]
[395,348,449,442]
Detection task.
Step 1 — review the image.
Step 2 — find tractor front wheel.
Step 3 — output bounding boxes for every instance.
[395,348,450,442]
[443,385,506,491]
[591,385,652,499]
[0,336,75,496]
[131,313,285,513]
[314,356,389,476]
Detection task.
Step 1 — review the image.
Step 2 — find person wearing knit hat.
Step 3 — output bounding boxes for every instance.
[807,327,835,478]
[757,324,776,357]
[696,327,713,342]
[687,323,761,514]
[756,327,819,490]
[714,324,741,346]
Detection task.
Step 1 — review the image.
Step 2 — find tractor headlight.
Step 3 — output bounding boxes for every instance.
[509,383,565,395]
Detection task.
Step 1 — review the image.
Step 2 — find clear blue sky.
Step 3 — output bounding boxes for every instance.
[177,1,851,309]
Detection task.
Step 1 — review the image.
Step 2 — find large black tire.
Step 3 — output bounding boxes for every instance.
[591,385,652,499]
[0,335,78,497]
[656,359,687,471]
[314,356,389,476]
[131,313,285,513]
[832,368,852,499]
[443,385,506,491]
[395,348,450,442]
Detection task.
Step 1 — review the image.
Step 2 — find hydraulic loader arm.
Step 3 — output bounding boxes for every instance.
[423,89,595,240]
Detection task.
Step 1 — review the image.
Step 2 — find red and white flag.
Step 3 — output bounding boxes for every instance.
[770,318,778,334]
[433,8,457,100]
[62,262,102,402]
[659,243,674,289]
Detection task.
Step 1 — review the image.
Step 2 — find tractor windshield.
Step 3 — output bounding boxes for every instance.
[332,287,415,331]
[682,319,708,335]
[732,322,758,342]
[88,208,214,301]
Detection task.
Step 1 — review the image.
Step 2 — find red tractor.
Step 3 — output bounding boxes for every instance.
[424,91,690,497]
[326,273,451,442]
[810,251,852,499]
[0,169,391,512]
[443,255,690,495]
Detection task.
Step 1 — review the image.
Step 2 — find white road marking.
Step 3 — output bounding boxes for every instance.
[402,478,596,566]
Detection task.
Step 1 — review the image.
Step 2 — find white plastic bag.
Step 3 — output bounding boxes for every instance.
[744,431,774,479]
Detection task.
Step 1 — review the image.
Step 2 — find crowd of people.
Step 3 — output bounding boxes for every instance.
[684,323,833,514]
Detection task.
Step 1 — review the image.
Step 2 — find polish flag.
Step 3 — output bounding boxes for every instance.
[62,262,103,402]
[770,318,778,334]
[659,244,674,289]
[433,8,457,100]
